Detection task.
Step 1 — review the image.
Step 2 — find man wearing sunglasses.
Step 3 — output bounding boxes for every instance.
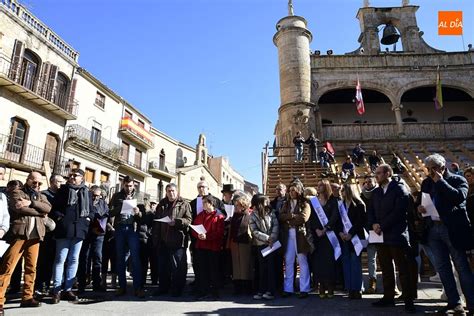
[0,171,51,314]
[50,169,92,304]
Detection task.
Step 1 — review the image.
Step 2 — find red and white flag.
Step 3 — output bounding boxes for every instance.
[355,79,365,115]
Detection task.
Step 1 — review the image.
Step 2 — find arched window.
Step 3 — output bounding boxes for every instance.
[201,150,206,163]
[159,149,165,171]
[20,49,40,91]
[7,117,28,162]
[54,72,69,107]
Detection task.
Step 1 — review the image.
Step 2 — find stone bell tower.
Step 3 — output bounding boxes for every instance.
[273,0,314,161]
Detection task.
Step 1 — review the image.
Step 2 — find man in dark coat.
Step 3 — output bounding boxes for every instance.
[50,169,92,303]
[109,176,145,298]
[293,131,305,162]
[368,164,416,313]
[35,174,65,296]
[305,133,320,163]
[417,154,474,314]
[152,183,192,297]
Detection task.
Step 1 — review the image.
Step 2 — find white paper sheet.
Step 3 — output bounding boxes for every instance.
[0,240,9,257]
[196,197,203,215]
[421,192,440,220]
[224,205,234,221]
[190,224,207,235]
[121,199,137,215]
[368,230,384,243]
[261,240,282,257]
[154,216,172,223]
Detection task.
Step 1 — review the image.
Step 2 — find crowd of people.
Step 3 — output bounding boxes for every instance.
[0,152,472,315]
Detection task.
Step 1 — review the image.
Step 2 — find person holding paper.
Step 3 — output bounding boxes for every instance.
[250,195,279,300]
[220,184,235,289]
[279,180,312,299]
[151,183,192,297]
[0,171,51,312]
[109,176,145,298]
[191,195,225,300]
[339,183,367,299]
[309,179,340,299]
[368,164,416,313]
[189,177,223,293]
[228,194,253,296]
[77,186,109,293]
[417,154,474,314]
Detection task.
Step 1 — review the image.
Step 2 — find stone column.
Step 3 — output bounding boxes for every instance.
[392,104,404,136]
[312,103,323,140]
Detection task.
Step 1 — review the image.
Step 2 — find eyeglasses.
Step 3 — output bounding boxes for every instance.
[30,181,43,186]
[69,174,82,178]
[93,194,101,198]
[198,186,207,189]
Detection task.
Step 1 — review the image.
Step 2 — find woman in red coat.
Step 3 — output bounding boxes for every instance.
[192,194,225,300]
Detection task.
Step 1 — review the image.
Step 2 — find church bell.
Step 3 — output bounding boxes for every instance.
[380,24,400,45]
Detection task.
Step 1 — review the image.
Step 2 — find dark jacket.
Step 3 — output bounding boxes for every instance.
[293,135,305,147]
[152,197,192,249]
[309,196,342,237]
[138,210,154,243]
[7,188,51,242]
[109,189,144,227]
[270,196,286,218]
[345,199,367,240]
[305,136,319,148]
[52,184,93,240]
[418,170,472,250]
[367,178,410,247]
[89,198,109,236]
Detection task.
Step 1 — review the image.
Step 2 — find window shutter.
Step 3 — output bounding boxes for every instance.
[38,62,51,98]
[8,40,23,82]
[45,64,58,101]
[67,78,77,112]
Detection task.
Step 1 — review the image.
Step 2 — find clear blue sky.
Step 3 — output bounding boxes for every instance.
[22,0,473,189]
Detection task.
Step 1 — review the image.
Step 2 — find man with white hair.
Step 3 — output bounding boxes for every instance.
[417,153,474,314]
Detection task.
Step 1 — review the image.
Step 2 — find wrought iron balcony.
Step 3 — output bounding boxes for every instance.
[0,57,78,120]
[65,124,121,163]
[119,117,154,149]
[0,132,59,172]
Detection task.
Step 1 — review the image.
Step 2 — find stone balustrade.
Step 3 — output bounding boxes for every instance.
[1,0,79,61]
[323,121,474,141]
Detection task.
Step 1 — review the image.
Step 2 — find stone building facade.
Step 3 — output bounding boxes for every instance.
[0,0,252,198]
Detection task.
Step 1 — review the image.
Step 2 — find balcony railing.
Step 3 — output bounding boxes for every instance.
[1,0,79,61]
[121,159,149,174]
[0,132,59,171]
[0,57,78,119]
[322,121,474,141]
[119,117,154,149]
[66,125,121,160]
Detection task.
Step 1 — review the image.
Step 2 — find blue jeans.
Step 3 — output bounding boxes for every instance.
[366,243,377,279]
[428,223,474,308]
[341,241,363,291]
[295,145,303,161]
[115,224,142,290]
[52,237,83,293]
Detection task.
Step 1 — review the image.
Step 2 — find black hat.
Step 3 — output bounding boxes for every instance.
[221,184,235,193]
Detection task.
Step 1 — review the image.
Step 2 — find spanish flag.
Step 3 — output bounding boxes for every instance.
[434,66,443,110]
